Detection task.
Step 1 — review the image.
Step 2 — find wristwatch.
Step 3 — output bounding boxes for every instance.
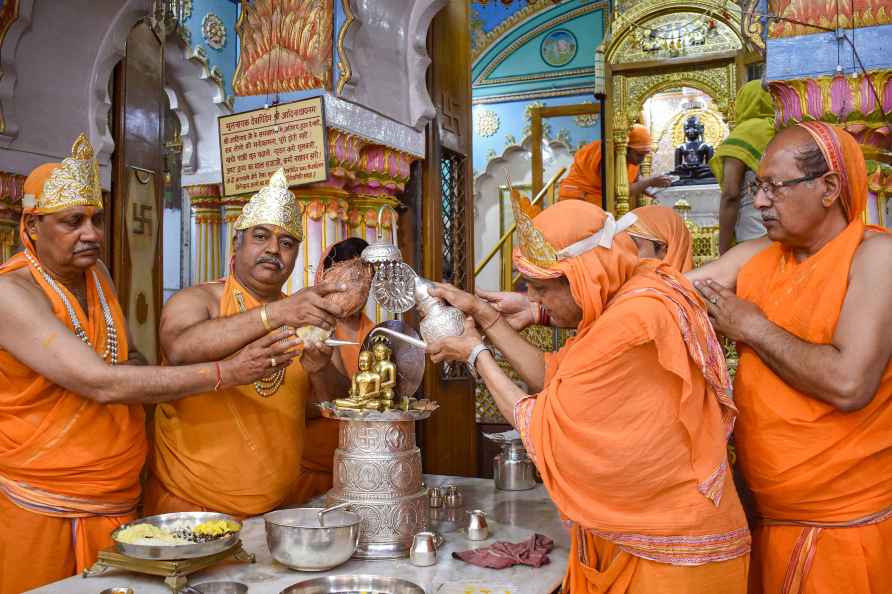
[466,342,492,379]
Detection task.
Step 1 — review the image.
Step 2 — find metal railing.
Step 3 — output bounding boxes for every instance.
[473,167,566,280]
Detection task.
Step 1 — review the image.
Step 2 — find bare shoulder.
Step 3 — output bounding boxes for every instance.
[852,230,892,276]
[686,236,772,288]
[0,267,52,312]
[161,281,223,322]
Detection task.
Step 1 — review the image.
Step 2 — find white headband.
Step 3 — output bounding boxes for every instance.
[556,212,638,260]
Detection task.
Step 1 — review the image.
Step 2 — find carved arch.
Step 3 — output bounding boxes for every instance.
[0,0,35,142]
[605,0,746,64]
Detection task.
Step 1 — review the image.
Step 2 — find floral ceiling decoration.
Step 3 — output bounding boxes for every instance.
[202,12,226,50]
[475,108,501,137]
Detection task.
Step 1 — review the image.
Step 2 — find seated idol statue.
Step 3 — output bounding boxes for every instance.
[670,115,717,185]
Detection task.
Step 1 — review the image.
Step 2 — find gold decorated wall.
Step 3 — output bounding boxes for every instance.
[604,0,754,214]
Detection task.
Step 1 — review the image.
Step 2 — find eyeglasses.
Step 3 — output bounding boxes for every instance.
[747,173,823,200]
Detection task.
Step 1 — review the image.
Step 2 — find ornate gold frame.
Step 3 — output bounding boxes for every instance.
[603,0,759,214]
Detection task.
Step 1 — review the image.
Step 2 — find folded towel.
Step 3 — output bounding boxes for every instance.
[452,533,554,569]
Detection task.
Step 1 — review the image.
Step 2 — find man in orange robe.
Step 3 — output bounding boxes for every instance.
[695,122,892,594]
[146,169,352,518]
[292,237,375,503]
[559,124,673,208]
[429,198,750,593]
[476,203,693,329]
[0,137,304,594]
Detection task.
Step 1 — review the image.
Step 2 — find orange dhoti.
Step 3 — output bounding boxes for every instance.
[734,123,892,594]
[566,526,750,594]
[147,275,310,517]
[0,253,146,594]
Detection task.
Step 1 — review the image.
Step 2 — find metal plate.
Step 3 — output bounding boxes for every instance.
[111,512,241,560]
[371,262,416,313]
[362,321,425,399]
[280,575,424,594]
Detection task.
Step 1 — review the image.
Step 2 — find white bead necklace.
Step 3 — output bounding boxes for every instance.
[24,250,118,365]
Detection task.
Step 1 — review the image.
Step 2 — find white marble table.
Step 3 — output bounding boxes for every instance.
[30,476,568,594]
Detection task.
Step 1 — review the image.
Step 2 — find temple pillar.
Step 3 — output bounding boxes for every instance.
[0,172,25,264]
[222,195,249,269]
[185,184,223,285]
[613,128,631,215]
[285,188,351,294]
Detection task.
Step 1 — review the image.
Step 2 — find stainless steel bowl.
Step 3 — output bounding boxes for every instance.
[279,575,424,594]
[111,512,241,560]
[99,588,134,594]
[265,508,361,571]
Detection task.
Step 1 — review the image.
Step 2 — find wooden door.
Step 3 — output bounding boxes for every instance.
[419,0,477,476]
[110,22,165,363]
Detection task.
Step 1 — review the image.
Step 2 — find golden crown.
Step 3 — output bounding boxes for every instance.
[235,168,304,241]
[24,134,103,213]
[509,186,558,269]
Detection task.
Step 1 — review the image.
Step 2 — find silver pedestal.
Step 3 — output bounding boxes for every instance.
[320,406,436,559]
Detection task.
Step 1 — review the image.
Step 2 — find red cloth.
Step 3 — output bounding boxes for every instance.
[452,533,554,569]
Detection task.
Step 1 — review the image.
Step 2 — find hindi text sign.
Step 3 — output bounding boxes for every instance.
[218,97,328,196]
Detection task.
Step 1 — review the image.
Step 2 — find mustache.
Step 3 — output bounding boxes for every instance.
[256,255,284,270]
[73,242,100,254]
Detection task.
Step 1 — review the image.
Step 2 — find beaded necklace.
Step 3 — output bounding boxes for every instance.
[24,250,118,364]
[233,288,283,397]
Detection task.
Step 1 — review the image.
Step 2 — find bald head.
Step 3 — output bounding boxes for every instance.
[763,126,829,179]
[754,125,845,251]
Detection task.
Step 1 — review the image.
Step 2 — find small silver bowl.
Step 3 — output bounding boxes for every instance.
[99,588,134,594]
[264,508,361,571]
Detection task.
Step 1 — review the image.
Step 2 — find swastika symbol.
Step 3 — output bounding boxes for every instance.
[131,203,153,236]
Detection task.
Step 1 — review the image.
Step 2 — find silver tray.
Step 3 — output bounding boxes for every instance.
[111,512,241,560]
[280,575,424,594]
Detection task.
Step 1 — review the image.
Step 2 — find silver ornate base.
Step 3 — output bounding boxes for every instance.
[326,417,431,559]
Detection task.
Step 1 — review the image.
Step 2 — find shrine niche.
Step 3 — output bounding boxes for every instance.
[232,0,333,95]
[604,0,758,214]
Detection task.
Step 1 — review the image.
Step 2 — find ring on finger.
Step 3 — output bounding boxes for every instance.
[710,296,718,305]
[270,357,277,367]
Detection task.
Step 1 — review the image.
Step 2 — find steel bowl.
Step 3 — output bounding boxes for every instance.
[279,575,424,594]
[111,512,241,560]
[265,508,361,571]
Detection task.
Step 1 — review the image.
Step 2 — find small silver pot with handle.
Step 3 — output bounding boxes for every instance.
[493,440,537,491]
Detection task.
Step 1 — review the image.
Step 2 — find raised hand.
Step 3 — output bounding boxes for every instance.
[476,289,535,331]
[647,175,674,188]
[695,279,765,343]
[427,316,483,364]
[273,282,347,330]
[300,338,334,374]
[223,328,301,386]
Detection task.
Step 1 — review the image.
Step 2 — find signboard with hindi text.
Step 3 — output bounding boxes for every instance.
[218,97,328,196]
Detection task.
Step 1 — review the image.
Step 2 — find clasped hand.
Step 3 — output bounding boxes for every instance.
[694,279,765,343]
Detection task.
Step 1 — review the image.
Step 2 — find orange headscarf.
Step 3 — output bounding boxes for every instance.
[627,124,653,151]
[798,121,867,222]
[513,200,748,566]
[628,205,694,272]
